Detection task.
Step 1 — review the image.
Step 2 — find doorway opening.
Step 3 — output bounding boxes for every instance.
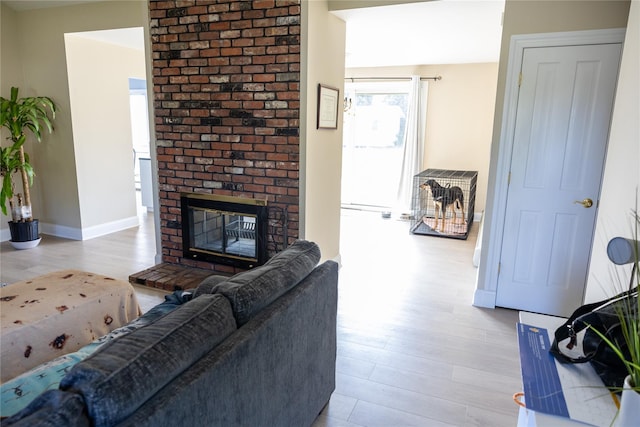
[128,78,153,213]
[341,81,410,211]
[63,27,154,239]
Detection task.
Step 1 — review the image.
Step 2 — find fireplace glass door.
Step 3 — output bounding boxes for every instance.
[181,193,268,269]
[191,208,257,260]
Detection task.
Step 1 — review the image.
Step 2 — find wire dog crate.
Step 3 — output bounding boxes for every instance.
[410,169,477,239]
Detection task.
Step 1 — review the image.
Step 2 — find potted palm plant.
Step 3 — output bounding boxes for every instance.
[0,86,56,248]
[594,209,640,426]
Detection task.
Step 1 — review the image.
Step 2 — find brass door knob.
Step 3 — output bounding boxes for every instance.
[573,198,593,208]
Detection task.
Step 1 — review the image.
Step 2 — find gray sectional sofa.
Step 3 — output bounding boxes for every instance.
[2,240,338,427]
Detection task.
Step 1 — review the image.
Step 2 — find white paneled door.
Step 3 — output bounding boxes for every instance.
[496,43,622,316]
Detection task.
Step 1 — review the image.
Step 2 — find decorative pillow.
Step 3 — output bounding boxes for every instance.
[59,294,236,427]
[208,240,320,325]
[0,290,191,418]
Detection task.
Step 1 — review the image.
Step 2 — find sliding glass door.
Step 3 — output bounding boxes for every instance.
[341,81,410,209]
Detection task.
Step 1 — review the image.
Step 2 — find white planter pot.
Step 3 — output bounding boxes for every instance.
[615,375,640,427]
[9,237,41,250]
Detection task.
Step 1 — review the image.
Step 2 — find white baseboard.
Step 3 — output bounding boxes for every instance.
[330,253,343,269]
[0,221,76,242]
[0,221,82,242]
[40,222,83,240]
[472,288,496,308]
[80,216,140,240]
[473,211,485,267]
[0,227,10,242]
[36,216,139,241]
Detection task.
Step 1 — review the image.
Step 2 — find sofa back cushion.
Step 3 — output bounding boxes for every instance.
[59,294,236,427]
[192,274,229,299]
[200,240,321,325]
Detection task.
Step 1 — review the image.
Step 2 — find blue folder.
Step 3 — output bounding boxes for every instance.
[517,323,570,418]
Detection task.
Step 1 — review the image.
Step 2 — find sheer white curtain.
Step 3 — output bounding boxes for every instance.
[395,76,428,214]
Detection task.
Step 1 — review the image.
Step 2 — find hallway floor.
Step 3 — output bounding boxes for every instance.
[313,210,521,426]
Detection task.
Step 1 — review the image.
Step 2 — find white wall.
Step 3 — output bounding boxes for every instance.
[65,34,145,235]
[585,0,640,302]
[301,0,346,262]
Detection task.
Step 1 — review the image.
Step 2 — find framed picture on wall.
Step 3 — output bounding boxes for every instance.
[317,84,339,129]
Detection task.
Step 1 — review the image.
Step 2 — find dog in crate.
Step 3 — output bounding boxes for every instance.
[419,179,465,232]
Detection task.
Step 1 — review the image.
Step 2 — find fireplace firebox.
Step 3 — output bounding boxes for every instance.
[181,193,268,269]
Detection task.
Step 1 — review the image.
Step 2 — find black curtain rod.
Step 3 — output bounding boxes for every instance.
[344,76,442,82]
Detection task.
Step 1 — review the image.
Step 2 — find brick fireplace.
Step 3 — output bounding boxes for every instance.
[148,0,301,275]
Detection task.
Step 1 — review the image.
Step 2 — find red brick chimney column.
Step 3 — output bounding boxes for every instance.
[148,0,301,272]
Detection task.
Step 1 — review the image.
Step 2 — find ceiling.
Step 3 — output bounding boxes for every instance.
[67,27,145,51]
[333,0,505,68]
[4,0,505,67]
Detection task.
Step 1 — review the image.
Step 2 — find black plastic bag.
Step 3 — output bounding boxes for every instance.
[550,287,638,390]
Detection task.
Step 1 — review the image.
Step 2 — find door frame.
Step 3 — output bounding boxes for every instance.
[473,28,626,309]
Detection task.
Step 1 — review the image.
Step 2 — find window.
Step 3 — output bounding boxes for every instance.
[341,81,410,209]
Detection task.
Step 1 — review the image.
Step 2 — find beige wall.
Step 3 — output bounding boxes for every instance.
[301,0,346,262]
[0,1,149,241]
[0,5,21,99]
[65,35,145,232]
[475,0,632,305]
[586,0,639,302]
[345,63,498,213]
[0,4,42,239]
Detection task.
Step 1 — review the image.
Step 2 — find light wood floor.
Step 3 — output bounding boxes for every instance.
[0,209,522,426]
[312,210,522,427]
[0,210,165,313]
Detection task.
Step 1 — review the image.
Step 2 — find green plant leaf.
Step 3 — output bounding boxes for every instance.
[589,203,640,394]
[0,86,56,214]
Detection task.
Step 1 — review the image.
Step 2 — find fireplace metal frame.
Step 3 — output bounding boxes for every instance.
[181,193,268,269]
